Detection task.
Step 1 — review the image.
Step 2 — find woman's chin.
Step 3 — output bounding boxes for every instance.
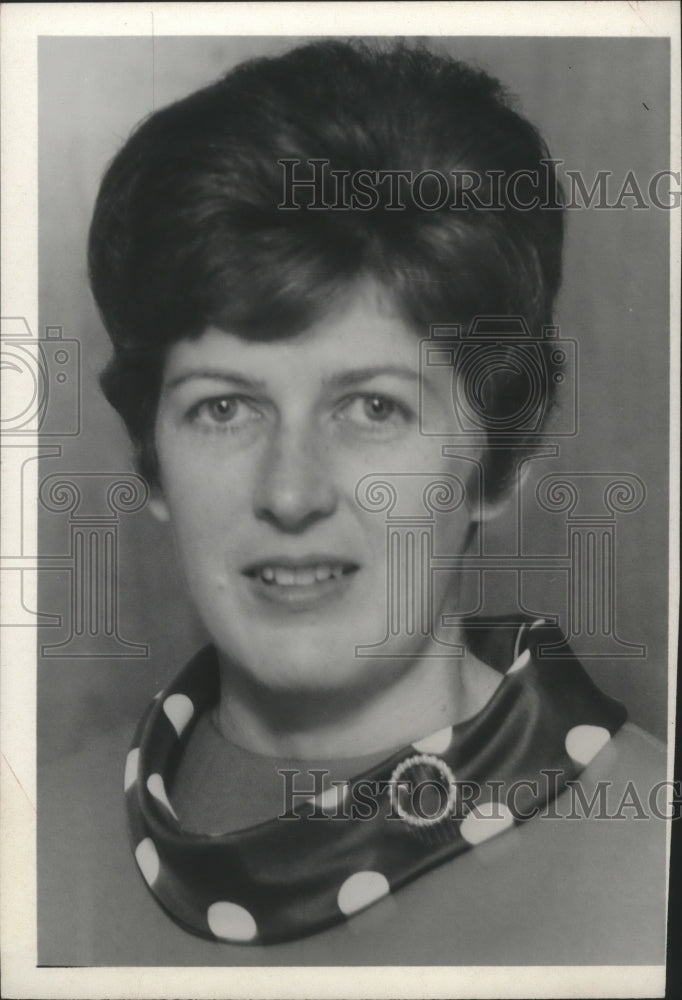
[240,651,373,696]
[218,630,429,704]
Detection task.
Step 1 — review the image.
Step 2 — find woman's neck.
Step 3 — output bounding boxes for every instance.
[214,643,502,760]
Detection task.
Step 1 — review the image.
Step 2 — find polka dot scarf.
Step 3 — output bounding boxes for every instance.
[125,619,627,945]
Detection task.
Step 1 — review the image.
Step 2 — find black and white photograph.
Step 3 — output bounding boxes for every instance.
[1,3,680,998]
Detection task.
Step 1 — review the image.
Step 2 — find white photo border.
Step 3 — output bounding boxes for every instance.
[1,3,680,998]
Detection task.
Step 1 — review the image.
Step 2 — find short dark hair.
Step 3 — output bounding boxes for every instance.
[88,39,565,492]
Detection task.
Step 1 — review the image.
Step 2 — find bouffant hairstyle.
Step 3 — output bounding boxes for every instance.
[88,39,564,493]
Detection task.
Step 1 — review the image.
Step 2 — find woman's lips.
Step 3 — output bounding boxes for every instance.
[242,557,360,608]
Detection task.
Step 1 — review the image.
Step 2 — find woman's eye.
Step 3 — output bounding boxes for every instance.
[335,393,412,432]
[186,395,262,432]
[362,396,396,421]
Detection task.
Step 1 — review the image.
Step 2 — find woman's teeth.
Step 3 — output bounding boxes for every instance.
[259,565,345,586]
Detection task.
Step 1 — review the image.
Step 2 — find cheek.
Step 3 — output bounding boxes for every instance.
[158,452,255,567]
[158,427,249,509]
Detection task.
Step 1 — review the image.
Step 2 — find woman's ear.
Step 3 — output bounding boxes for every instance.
[471,493,511,523]
[148,490,171,523]
[469,460,531,523]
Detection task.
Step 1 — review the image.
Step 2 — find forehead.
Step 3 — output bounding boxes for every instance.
[162,282,424,381]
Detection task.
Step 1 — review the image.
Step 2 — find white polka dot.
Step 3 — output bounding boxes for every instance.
[147,773,178,819]
[162,693,194,736]
[309,781,349,812]
[412,725,453,754]
[460,801,515,845]
[565,724,611,767]
[124,748,139,791]
[337,871,390,916]
[207,902,258,942]
[135,838,159,886]
[507,648,531,675]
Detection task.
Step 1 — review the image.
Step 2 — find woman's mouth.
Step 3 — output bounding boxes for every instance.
[242,557,359,608]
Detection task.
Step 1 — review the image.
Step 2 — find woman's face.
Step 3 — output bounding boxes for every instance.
[152,281,479,696]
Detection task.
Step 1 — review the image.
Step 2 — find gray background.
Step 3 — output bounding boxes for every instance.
[37,36,671,758]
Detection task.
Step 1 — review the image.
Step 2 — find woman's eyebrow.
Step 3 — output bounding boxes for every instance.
[324,366,423,388]
[163,370,267,392]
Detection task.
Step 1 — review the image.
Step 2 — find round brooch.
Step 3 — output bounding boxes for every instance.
[389,753,458,843]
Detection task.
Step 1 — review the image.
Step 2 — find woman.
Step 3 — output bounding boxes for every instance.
[42,38,667,964]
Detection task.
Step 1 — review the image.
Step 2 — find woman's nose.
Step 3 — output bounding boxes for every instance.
[253,425,338,531]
